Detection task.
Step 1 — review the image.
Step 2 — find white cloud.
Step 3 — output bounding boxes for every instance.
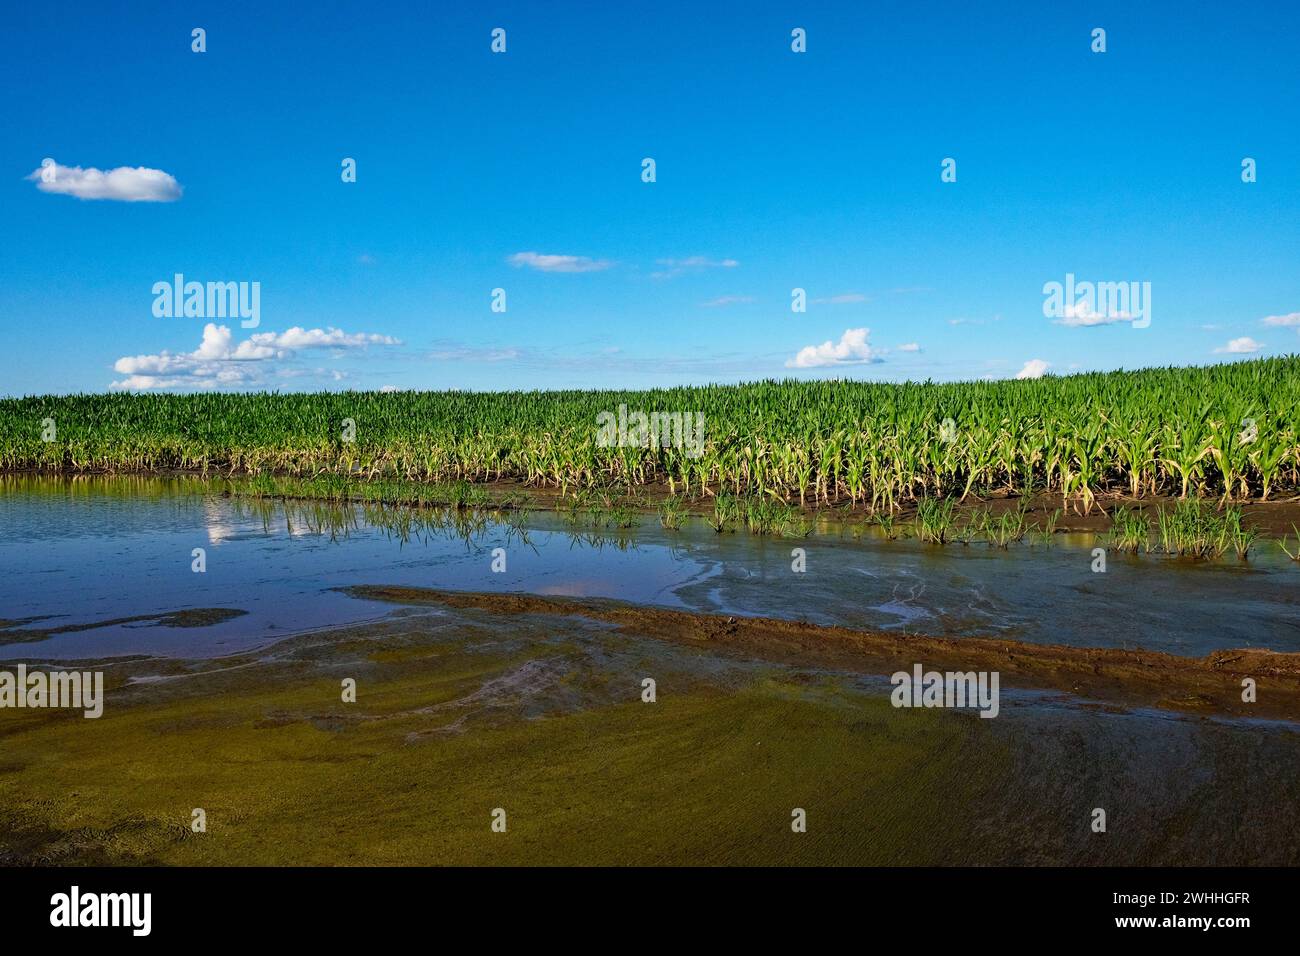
[786,328,880,369]
[896,342,921,352]
[1015,358,1050,379]
[253,327,399,350]
[110,323,400,390]
[701,295,754,307]
[1261,311,1300,327]
[1054,301,1133,327]
[1214,336,1264,354]
[507,251,612,273]
[27,161,182,202]
[652,256,738,279]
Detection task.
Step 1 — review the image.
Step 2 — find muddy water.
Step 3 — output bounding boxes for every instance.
[2,476,1298,865]
[1,476,1297,660]
[2,594,1297,865]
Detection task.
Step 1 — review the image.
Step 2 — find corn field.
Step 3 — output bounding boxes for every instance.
[2,357,1298,512]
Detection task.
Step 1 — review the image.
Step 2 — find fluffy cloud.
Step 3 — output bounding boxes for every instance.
[896,342,921,352]
[1015,358,1050,379]
[111,323,400,390]
[1214,337,1264,354]
[253,327,399,350]
[507,251,612,273]
[1261,311,1300,327]
[27,161,182,202]
[1054,302,1133,327]
[786,328,880,369]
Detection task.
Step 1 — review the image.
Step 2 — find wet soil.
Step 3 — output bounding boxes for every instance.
[3,601,1297,866]
[0,608,248,646]
[346,585,1300,722]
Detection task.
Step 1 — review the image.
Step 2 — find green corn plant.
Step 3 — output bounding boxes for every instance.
[2,358,1298,512]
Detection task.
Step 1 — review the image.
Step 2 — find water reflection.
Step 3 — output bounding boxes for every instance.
[1,475,1298,661]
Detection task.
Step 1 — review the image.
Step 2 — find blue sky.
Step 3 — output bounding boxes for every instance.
[2,0,1297,395]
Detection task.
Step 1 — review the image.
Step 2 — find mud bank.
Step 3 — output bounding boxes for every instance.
[346,585,1300,721]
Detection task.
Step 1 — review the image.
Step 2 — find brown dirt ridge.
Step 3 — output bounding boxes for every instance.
[346,584,1300,723]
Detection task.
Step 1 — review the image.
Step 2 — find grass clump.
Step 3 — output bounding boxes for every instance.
[1108,507,1151,553]
[871,511,902,540]
[982,505,1030,549]
[1155,501,1258,559]
[1030,508,1061,547]
[915,497,957,544]
[708,493,804,536]
[1279,524,1300,562]
[658,495,689,530]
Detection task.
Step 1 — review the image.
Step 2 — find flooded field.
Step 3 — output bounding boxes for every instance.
[2,476,1298,865]
[2,476,1298,660]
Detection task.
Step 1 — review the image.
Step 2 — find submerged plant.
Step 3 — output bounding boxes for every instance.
[983,503,1029,549]
[1154,501,1259,559]
[584,490,641,530]
[744,496,806,536]
[708,492,741,533]
[952,512,982,545]
[561,488,593,525]
[703,492,805,536]
[915,497,957,544]
[1031,507,1062,546]
[1108,507,1150,554]
[1279,524,1300,562]
[871,511,900,540]
[1157,501,1215,557]
[658,495,689,530]
[1220,507,1259,560]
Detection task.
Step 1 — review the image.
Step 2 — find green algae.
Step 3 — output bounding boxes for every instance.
[0,639,998,866]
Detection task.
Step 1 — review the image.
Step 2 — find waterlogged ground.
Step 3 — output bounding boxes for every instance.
[1,476,1298,660]
[1,476,1299,865]
[1,603,1298,865]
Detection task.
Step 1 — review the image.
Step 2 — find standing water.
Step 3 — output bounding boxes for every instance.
[1,476,1297,660]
